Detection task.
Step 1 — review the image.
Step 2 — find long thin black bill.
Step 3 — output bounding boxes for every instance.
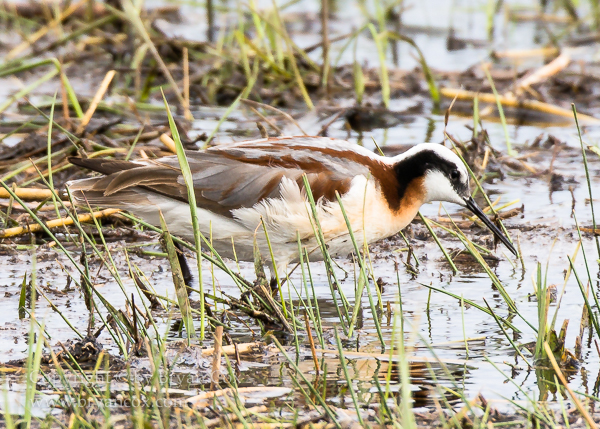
[464,197,517,256]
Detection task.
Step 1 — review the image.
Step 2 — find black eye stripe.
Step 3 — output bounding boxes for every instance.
[394,148,468,199]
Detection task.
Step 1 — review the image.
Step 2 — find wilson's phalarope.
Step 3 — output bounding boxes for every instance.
[68,136,517,274]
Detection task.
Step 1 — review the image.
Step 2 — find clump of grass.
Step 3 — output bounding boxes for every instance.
[302,175,351,333]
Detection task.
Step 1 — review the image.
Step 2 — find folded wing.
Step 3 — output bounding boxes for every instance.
[68,137,382,217]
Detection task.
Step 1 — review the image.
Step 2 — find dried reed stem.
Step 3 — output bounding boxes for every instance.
[159,133,177,153]
[210,326,223,389]
[77,70,116,133]
[0,208,120,238]
[544,342,597,429]
[0,188,64,201]
[304,312,320,373]
[441,87,600,123]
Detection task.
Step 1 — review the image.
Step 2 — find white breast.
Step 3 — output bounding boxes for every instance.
[231,176,417,265]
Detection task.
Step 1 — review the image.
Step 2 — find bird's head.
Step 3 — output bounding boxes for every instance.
[392,143,517,256]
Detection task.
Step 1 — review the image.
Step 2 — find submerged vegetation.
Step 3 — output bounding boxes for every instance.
[0,0,600,427]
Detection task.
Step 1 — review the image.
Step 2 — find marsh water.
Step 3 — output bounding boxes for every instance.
[1,0,600,419]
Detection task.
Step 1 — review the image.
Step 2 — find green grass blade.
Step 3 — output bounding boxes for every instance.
[572,104,600,257]
[483,67,515,156]
[418,212,458,274]
[367,24,389,108]
[334,326,365,426]
[387,31,440,108]
[159,211,196,342]
[162,91,205,340]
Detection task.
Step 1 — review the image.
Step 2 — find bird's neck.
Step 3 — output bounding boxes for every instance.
[397,176,426,218]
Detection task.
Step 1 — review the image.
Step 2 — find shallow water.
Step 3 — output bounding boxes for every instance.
[1,0,600,419]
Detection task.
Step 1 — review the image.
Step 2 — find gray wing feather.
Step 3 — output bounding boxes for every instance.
[69,137,376,216]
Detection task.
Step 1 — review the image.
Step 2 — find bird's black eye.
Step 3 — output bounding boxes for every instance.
[451,170,460,181]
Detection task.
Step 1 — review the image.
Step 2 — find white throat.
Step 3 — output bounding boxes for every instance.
[422,170,465,206]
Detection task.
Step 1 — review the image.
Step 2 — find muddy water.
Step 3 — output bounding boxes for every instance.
[2,0,600,417]
[4,122,600,415]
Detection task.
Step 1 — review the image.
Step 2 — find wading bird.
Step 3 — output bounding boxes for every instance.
[68,136,516,279]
